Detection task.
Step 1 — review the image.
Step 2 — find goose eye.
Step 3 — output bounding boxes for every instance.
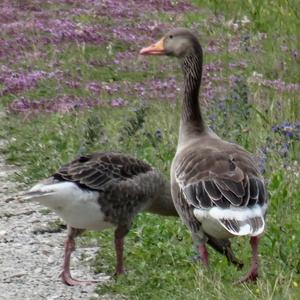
[169,35,173,39]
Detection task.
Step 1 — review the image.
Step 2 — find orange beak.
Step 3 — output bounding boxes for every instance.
[139,37,165,55]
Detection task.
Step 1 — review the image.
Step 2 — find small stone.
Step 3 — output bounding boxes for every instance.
[42,249,52,256]
[34,267,42,274]
[5,197,15,203]
[46,295,61,300]
[47,256,55,264]
[7,271,27,279]
[90,293,100,300]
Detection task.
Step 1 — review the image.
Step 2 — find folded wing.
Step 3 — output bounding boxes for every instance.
[54,152,153,191]
[175,148,267,236]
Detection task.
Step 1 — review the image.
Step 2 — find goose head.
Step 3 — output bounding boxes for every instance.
[140,28,202,58]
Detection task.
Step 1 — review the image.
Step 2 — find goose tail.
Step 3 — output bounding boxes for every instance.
[218,215,265,236]
[20,180,60,203]
[21,189,56,202]
[209,204,267,236]
[19,178,76,206]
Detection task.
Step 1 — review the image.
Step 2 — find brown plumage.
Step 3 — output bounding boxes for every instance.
[140,28,267,283]
[22,151,242,285]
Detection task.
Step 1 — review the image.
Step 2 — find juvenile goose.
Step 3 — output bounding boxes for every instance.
[140,28,267,283]
[21,151,241,285]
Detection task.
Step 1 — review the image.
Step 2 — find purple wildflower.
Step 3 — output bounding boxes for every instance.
[0,69,53,95]
[9,96,103,114]
[111,21,169,45]
[272,121,300,140]
[36,19,105,44]
[256,149,268,174]
[114,51,135,64]
[95,0,194,19]
[102,82,121,95]
[251,73,300,93]
[65,80,81,89]
[86,82,101,93]
[278,143,290,158]
[229,61,248,69]
[292,49,299,60]
[111,98,128,107]
[155,129,163,140]
[206,40,221,54]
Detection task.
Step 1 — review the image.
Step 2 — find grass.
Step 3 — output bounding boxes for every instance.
[0,0,299,299]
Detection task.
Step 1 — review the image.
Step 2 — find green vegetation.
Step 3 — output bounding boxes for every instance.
[0,0,299,299]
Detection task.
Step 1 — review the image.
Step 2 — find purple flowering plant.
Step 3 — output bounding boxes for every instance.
[0,0,300,299]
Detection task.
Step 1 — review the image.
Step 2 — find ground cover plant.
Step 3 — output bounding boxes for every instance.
[0,0,299,299]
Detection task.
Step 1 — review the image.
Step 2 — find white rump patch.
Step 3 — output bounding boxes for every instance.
[194,204,267,237]
[208,204,267,221]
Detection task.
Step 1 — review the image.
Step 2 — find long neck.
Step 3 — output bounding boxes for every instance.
[178,52,206,144]
[146,180,178,217]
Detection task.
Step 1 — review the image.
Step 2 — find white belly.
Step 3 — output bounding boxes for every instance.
[28,181,114,230]
[55,196,113,230]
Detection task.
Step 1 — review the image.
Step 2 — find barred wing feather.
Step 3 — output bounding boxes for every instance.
[175,149,267,236]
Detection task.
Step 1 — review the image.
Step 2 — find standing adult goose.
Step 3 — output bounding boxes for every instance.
[21,151,241,286]
[140,28,267,283]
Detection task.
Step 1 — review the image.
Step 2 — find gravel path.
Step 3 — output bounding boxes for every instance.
[0,139,112,300]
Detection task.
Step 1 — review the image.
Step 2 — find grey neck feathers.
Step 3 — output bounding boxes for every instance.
[180,51,206,137]
[146,181,178,217]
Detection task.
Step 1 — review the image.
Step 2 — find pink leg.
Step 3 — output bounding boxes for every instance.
[198,243,209,267]
[238,236,260,283]
[114,230,125,275]
[59,227,99,286]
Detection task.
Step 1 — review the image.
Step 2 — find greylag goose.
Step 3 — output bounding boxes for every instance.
[140,28,267,283]
[21,151,241,286]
